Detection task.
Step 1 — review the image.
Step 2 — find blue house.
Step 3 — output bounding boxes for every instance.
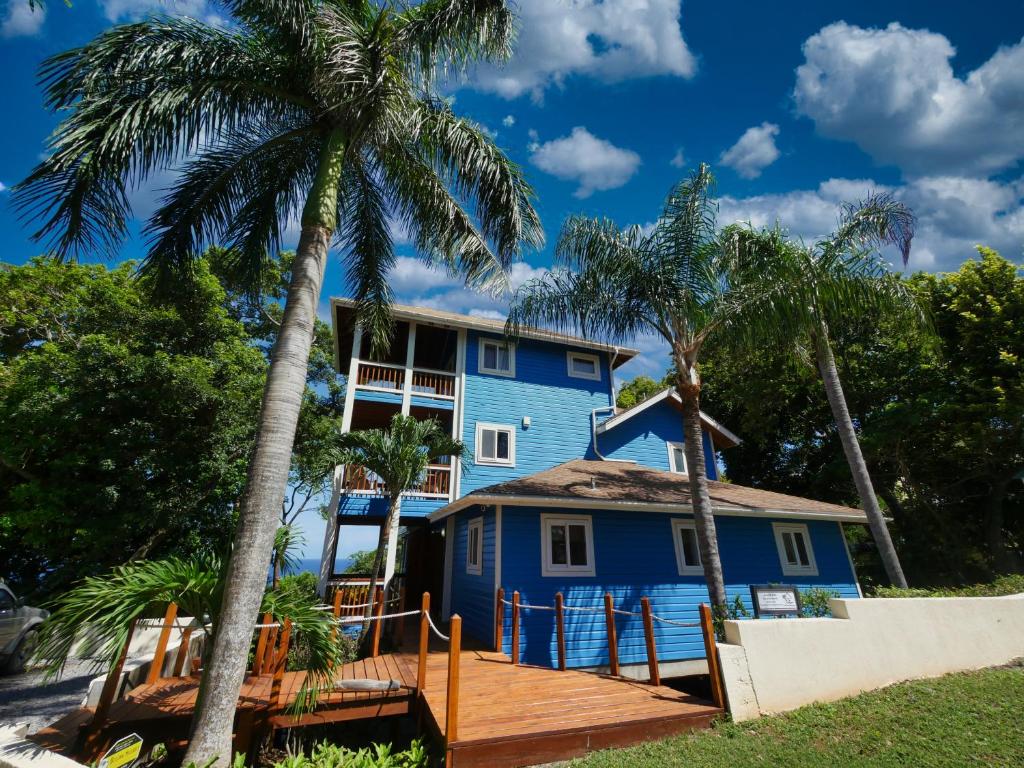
[321,298,866,678]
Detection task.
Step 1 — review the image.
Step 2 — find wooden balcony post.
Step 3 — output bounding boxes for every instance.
[510,591,520,665]
[641,597,660,686]
[80,619,136,759]
[270,618,292,711]
[172,626,194,677]
[445,614,462,764]
[699,603,725,709]
[145,602,178,685]
[555,592,566,671]
[494,587,505,652]
[604,593,620,677]
[417,592,430,697]
[371,586,385,657]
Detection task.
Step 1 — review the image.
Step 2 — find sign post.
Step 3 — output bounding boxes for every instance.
[98,733,144,768]
[749,585,802,618]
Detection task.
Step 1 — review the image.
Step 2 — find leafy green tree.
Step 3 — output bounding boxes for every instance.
[15,2,540,761]
[0,258,265,597]
[615,374,671,410]
[335,414,465,638]
[509,164,821,613]
[726,203,920,589]
[343,549,381,575]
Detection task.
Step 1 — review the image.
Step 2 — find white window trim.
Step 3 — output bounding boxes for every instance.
[667,441,688,474]
[474,422,516,467]
[540,514,596,577]
[772,522,819,576]
[466,517,483,576]
[671,518,704,576]
[566,350,601,381]
[478,337,516,377]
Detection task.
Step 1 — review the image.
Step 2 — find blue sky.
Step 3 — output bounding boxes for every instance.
[3,1,1023,555]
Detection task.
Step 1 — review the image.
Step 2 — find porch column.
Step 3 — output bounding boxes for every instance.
[317,465,345,598]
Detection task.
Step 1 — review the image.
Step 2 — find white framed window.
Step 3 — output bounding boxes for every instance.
[773,522,818,576]
[667,441,687,474]
[478,338,515,377]
[566,351,601,380]
[671,519,703,576]
[475,422,515,466]
[466,517,483,575]
[541,514,595,577]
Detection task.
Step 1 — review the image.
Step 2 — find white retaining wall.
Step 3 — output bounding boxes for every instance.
[719,593,1024,721]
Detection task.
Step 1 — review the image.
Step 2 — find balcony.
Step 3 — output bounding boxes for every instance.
[355,361,455,400]
[342,462,452,499]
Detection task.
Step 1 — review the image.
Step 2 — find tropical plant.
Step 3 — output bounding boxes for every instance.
[14,2,541,763]
[271,525,304,588]
[724,199,920,589]
[270,739,429,768]
[335,414,465,637]
[509,163,799,612]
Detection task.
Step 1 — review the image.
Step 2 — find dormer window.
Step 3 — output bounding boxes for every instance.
[567,351,601,380]
[479,338,515,377]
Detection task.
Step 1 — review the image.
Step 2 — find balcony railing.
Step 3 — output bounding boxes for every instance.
[343,463,452,498]
[354,360,455,400]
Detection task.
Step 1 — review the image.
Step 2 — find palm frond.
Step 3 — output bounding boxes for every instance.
[823,192,915,267]
[397,0,515,81]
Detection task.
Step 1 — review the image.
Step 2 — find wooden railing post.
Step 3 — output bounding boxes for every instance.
[640,597,660,686]
[270,618,292,711]
[417,592,430,698]
[554,592,566,671]
[172,626,194,677]
[494,587,505,652]
[254,615,275,675]
[145,602,178,685]
[510,591,520,665]
[371,586,384,657]
[604,593,619,677]
[80,619,136,759]
[699,603,725,709]
[445,614,462,767]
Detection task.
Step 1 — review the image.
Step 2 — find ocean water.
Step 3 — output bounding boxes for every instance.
[285,557,353,576]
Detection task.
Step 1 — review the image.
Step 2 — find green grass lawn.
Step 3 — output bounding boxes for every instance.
[566,664,1024,767]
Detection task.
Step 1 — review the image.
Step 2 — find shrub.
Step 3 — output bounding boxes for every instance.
[266,739,429,768]
[800,588,840,617]
[872,574,1024,599]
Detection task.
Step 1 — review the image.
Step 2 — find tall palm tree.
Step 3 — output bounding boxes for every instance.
[14,2,541,763]
[508,164,805,614]
[725,199,920,588]
[335,414,465,636]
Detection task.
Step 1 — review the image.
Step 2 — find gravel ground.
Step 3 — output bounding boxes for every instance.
[0,660,96,734]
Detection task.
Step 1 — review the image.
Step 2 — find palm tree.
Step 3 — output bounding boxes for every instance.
[14,2,541,762]
[335,414,465,637]
[508,164,803,614]
[724,198,920,588]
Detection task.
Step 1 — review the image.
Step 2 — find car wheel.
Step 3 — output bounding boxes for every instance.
[3,629,38,675]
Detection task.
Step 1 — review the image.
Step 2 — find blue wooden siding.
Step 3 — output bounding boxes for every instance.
[460,332,614,494]
[599,399,719,480]
[449,508,497,643]
[486,506,857,669]
[354,389,403,406]
[337,494,445,518]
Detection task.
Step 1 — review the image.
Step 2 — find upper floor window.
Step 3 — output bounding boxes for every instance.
[466,517,483,575]
[773,522,818,576]
[567,351,601,380]
[479,338,515,377]
[541,514,595,577]
[475,422,515,466]
[667,441,687,474]
[671,519,703,576]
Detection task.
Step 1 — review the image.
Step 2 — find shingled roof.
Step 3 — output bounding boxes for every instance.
[429,459,867,523]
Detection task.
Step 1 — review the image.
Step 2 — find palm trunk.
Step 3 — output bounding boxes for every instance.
[674,356,728,612]
[182,129,346,768]
[813,330,908,588]
[360,494,400,649]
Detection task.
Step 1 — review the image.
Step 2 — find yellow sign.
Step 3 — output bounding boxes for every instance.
[98,733,143,768]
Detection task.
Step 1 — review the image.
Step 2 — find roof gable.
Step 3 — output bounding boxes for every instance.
[597,388,741,448]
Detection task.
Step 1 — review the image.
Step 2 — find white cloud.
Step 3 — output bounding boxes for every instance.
[468,0,695,102]
[502,115,516,128]
[530,127,641,198]
[386,256,463,294]
[719,122,780,179]
[388,260,550,319]
[99,0,224,25]
[794,22,1024,177]
[670,148,685,168]
[2,0,44,37]
[719,175,1024,272]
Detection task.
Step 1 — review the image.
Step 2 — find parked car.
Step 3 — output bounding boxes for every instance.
[0,580,48,674]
